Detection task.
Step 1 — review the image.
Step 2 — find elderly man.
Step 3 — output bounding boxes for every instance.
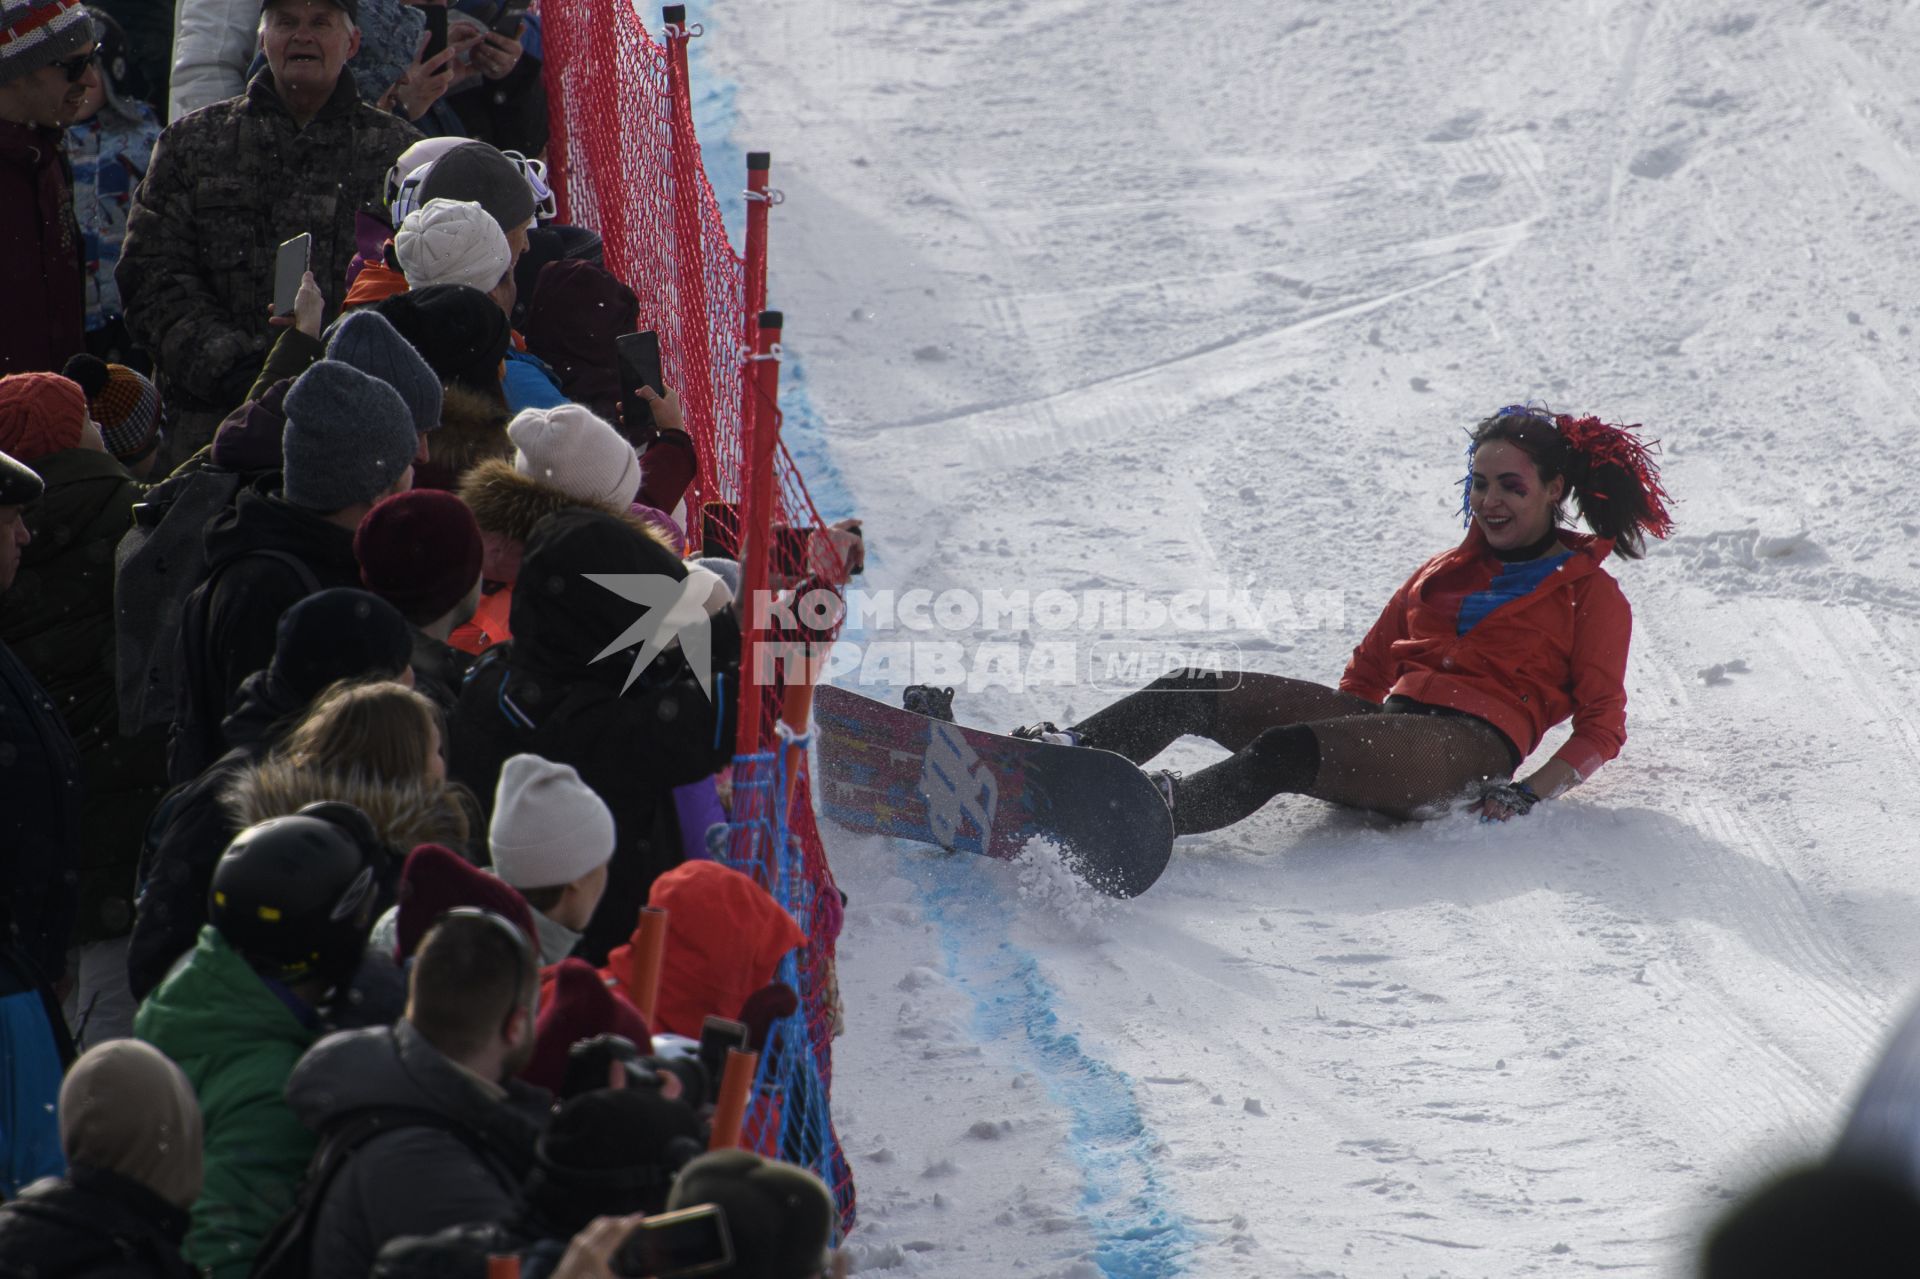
[117,0,417,467]
[0,0,100,375]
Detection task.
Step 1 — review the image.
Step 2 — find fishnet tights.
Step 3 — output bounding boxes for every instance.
[1071,672,1515,830]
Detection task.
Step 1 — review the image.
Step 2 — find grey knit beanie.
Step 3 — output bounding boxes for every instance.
[416,141,538,234]
[281,361,418,512]
[325,311,442,436]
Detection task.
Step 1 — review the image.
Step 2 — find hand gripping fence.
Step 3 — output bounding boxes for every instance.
[540,0,856,1233]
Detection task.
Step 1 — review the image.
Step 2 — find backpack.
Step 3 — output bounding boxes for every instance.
[113,466,246,733]
[248,1105,495,1279]
[165,547,320,786]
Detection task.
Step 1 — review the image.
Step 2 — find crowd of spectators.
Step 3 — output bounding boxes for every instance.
[6,0,1917,1275]
[0,0,851,1273]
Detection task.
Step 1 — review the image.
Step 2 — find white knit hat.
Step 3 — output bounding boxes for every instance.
[489,755,617,890]
[507,403,643,511]
[394,198,513,294]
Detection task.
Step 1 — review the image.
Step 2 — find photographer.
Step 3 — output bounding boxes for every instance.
[371,1085,703,1279]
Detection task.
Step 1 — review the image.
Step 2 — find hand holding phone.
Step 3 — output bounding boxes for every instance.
[492,0,530,38]
[421,3,449,63]
[610,1205,734,1279]
[616,330,666,441]
[272,233,312,318]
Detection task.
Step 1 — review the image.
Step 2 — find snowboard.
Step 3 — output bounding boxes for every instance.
[812,685,1174,898]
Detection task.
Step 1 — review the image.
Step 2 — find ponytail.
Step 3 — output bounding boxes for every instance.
[1465,405,1674,560]
[1552,414,1673,558]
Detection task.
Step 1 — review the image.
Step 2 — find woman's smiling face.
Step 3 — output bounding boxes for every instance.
[1469,439,1564,552]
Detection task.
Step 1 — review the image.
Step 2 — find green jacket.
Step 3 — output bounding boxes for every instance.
[0,446,169,942]
[134,926,321,1279]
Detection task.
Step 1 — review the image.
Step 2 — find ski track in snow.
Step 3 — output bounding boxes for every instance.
[702,0,1920,1273]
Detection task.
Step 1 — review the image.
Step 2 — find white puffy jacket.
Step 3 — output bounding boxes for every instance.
[167,0,259,120]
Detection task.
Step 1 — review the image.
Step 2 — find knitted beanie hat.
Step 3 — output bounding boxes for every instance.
[0,372,87,462]
[353,489,484,625]
[280,361,418,512]
[488,754,616,889]
[507,403,641,510]
[267,588,412,700]
[0,0,92,88]
[326,311,442,436]
[62,353,159,464]
[395,198,513,295]
[415,141,537,235]
[374,284,511,396]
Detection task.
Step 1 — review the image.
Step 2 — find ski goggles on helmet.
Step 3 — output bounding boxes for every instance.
[502,150,558,223]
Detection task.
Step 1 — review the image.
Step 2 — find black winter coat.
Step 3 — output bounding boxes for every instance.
[286,1021,551,1279]
[184,481,362,772]
[0,1166,196,1279]
[0,636,82,981]
[449,510,737,963]
[0,447,169,943]
[127,670,297,1001]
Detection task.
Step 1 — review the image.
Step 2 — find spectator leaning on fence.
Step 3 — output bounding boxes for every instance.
[118,0,420,466]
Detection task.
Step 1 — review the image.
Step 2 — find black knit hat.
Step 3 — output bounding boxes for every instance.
[525,1088,704,1231]
[374,284,510,399]
[267,588,413,699]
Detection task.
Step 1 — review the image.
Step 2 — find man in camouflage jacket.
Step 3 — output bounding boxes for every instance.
[117,0,418,464]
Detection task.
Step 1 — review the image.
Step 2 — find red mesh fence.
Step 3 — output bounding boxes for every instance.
[540,0,856,1233]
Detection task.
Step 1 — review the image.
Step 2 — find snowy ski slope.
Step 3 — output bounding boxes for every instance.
[705,0,1920,1273]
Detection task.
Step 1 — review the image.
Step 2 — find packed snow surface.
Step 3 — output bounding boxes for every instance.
[704,0,1920,1273]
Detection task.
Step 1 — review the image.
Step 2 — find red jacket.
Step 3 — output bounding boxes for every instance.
[0,120,84,375]
[1339,527,1631,780]
[601,860,805,1040]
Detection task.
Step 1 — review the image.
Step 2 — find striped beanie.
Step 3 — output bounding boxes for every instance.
[63,354,160,465]
[0,0,91,87]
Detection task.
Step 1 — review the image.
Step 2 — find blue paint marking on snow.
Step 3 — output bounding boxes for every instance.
[911,848,1193,1278]
[682,22,1185,1273]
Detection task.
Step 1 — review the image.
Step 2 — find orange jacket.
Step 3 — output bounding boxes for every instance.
[601,861,805,1040]
[1339,527,1631,780]
[341,260,409,310]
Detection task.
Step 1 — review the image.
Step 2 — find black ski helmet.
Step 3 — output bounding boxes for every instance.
[209,803,382,988]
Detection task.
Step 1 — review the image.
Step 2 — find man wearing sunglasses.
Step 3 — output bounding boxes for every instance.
[0,0,99,376]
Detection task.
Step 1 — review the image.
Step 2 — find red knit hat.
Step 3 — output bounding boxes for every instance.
[392,844,538,963]
[0,373,87,463]
[354,490,485,627]
[523,957,653,1091]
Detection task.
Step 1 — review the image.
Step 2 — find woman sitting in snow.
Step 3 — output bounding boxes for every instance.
[1016,405,1672,828]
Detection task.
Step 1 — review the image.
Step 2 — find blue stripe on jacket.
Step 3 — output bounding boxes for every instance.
[1457,552,1573,636]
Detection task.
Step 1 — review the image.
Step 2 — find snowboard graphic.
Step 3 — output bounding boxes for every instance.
[812,685,1174,898]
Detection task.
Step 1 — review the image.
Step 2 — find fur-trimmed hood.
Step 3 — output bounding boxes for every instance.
[460,457,674,584]
[221,760,472,855]
[416,384,513,492]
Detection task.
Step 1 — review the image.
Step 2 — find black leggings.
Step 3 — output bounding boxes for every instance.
[1069,670,1519,833]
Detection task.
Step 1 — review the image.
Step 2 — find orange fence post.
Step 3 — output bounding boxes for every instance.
[734,310,784,758]
[709,1047,762,1150]
[630,906,669,1024]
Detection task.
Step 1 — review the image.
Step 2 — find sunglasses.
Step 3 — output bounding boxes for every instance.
[53,47,96,83]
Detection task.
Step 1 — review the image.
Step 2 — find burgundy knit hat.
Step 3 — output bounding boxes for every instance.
[0,373,87,463]
[354,489,485,627]
[523,957,654,1092]
[393,844,537,963]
